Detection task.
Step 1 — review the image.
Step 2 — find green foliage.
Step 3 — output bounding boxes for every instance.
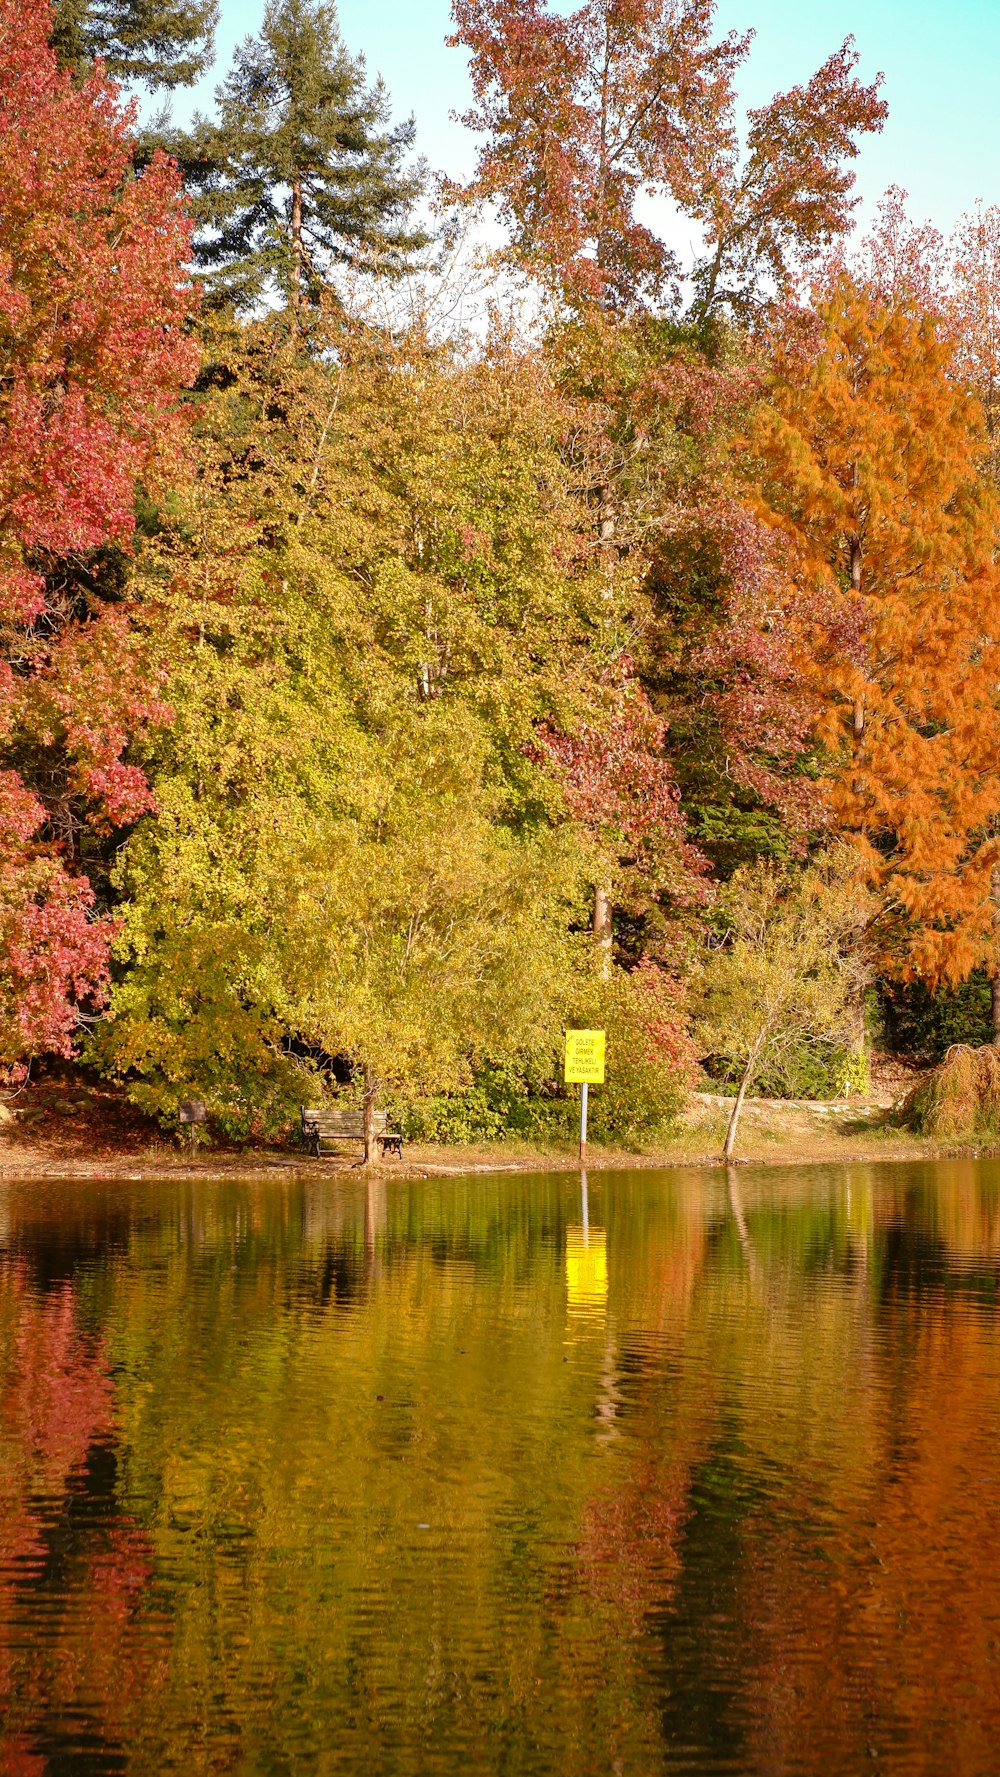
[400,1059,570,1145]
[51,0,217,87]
[573,967,693,1143]
[692,847,873,1153]
[172,0,425,311]
[94,318,624,1130]
[706,1037,869,1101]
[404,966,693,1148]
[87,924,310,1140]
[879,971,992,1064]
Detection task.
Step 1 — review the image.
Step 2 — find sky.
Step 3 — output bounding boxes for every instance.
[175,0,1000,244]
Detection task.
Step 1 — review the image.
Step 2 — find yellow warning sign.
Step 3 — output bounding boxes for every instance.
[564,1029,606,1084]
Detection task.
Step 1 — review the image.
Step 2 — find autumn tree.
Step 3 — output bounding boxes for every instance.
[689,39,886,322]
[537,659,706,971]
[747,270,1000,995]
[92,315,646,1135]
[50,0,217,87]
[174,0,425,314]
[951,202,1000,482]
[0,0,195,1071]
[449,0,882,962]
[693,848,872,1159]
[450,0,884,319]
[450,0,747,309]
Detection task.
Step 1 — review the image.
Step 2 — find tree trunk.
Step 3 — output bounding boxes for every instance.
[290,175,304,313]
[992,866,1000,1045]
[849,531,863,594]
[723,1055,757,1162]
[593,884,612,978]
[362,1065,379,1166]
[695,233,726,322]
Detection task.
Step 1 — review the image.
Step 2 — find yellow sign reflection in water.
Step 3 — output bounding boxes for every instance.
[565,1224,608,1315]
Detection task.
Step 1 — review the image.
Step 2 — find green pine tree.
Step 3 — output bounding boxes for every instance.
[175,0,426,314]
[51,0,217,88]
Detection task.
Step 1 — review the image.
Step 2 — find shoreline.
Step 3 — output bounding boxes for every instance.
[0,1093,992,1182]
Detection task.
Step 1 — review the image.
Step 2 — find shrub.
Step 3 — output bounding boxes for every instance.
[902,1043,1000,1139]
[704,1036,870,1100]
[879,972,992,1064]
[398,963,695,1148]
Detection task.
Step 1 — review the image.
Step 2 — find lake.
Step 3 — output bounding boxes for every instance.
[1,1160,999,1774]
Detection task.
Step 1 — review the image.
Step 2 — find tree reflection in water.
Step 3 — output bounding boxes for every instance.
[0,1163,996,1773]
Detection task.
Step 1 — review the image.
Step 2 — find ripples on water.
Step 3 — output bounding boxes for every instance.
[0,1161,999,1774]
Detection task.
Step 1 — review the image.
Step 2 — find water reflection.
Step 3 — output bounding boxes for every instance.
[0,1162,998,1772]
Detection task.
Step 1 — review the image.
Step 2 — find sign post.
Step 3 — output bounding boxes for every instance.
[178,1098,207,1156]
[564,1030,605,1166]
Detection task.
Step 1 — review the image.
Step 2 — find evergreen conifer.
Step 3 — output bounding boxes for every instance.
[175,0,425,314]
[51,0,217,88]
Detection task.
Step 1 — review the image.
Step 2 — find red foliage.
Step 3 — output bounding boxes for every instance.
[689,493,828,833]
[450,0,746,307]
[692,37,886,318]
[0,0,195,1066]
[631,957,698,1073]
[537,661,705,901]
[451,0,884,317]
[0,0,194,612]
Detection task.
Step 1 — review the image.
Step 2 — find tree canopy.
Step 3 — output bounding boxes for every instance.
[50,0,217,85]
[175,0,426,313]
[0,0,195,1071]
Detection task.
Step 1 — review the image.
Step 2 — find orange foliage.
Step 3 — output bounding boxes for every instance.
[748,271,1000,985]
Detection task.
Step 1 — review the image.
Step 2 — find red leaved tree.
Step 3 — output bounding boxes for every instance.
[450,0,748,309]
[450,0,885,318]
[0,0,195,1072]
[537,659,707,970]
[690,37,886,321]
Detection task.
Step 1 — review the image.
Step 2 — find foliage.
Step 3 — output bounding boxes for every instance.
[692,847,872,1154]
[690,38,886,321]
[450,0,747,310]
[548,305,821,895]
[705,1036,868,1101]
[951,202,1000,482]
[536,659,707,927]
[574,961,695,1141]
[0,0,194,1071]
[50,0,217,87]
[880,972,993,1066]
[902,1043,1000,1141]
[450,0,884,319]
[403,962,694,1145]
[747,270,1000,988]
[173,0,426,313]
[92,316,631,1132]
[401,1057,562,1144]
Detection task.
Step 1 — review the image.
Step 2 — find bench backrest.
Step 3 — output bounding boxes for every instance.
[301,1106,388,1136]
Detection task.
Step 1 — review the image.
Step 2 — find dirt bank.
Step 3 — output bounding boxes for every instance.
[0,1077,988,1181]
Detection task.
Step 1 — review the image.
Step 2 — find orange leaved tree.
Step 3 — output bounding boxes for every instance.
[747,270,1000,1000]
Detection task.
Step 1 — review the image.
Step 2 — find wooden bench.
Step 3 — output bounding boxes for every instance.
[300,1105,403,1161]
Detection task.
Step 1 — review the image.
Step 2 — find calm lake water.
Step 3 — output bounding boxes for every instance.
[1,1161,999,1774]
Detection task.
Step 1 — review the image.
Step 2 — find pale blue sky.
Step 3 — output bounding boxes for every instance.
[178,0,1000,240]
